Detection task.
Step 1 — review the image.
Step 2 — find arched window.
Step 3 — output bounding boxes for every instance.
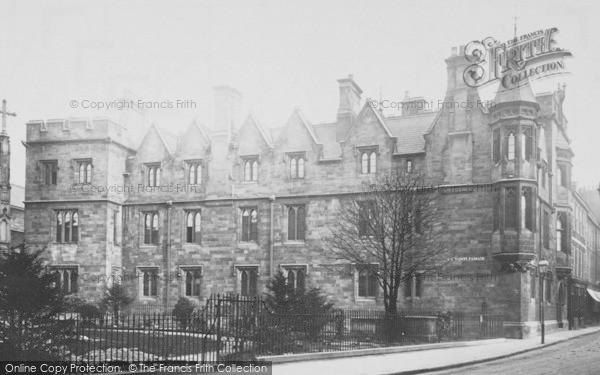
[148,167,155,187]
[557,167,562,187]
[186,212,201,244]
[241,208,258,242]
[288,205,306,241]
[298,157,305,178]
[521,188,533,231]
[72,212,78,242]
[507,132,515,160]
[64,212,71,243]
[251,161,258,181]
[290,158,298,179]
[361,153,369,174]
[244,161,251,181]
[144,213,159,245]
[57,212,63,243]
[79,164,85,183]
[86,164,92,183]
[369,152,377,173]
[155,168,161,186]
[239,268,258,296]
[189,164,196,185]
[185,269,202,297]
[522,129,532,160]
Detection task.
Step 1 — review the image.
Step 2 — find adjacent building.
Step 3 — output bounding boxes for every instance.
[23,46,600,338]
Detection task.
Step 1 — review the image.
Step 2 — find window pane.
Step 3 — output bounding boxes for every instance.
[493,129,500,164]
[358,269,367,297]
[56,212,63,242]
[369,152,376,173]
[194,213,201,244]
[242,210,249,241]
[143,271,150,296]
[64,212,71,243]
[361,153,368,174]
[86,164,92,183]
[244,162,250,181]
[185,271,192,296]
[288,270,296,291]
[148,168,154,186]
[70,269,78,293]
[156,168,161,186]
[72,212,78,243]
[296,206,306,240]
[298,158,305,178]
[193,270,202,296]
[189,165,195,185]
[368,270,377,297]
[241,270,248,296]
[186,213,193,243]
[250,210,258,242]
[249,270,258,296]
[152,214,159,244]
[288,207,296,240]
[144,214,151,244]
[297,269,306,293]
[252,161,258,181]
[508,133,515,160]
[151,271,158,296]
[505,187,517,230]
[79,164,85,183]
[290,158,297,178]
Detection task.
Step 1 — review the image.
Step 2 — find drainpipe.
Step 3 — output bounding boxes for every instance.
[166,200,172,308]
[269,196,275,276]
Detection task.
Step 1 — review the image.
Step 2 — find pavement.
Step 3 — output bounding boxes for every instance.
[266,325,600,375]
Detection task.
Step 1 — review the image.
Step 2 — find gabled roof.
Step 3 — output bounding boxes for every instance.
[139,123,179,155]
[313,123,341,159]
[342,101,396,143]
[287,108,321,145]
[386,111,439,154]
[493,78,540,109]
[187,118,212,145]
[240,113,273,148]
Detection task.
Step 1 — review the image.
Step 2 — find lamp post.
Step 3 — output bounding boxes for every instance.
[539,259,549,344]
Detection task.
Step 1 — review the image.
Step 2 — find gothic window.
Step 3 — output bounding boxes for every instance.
[77,160,92,184]
[55,210,78,243]
[287,205,306,241]
[52,267,78,294]
[507,132,515,160]
[182,267,202,297]
[289,156,305,179]
[521,187,533,231]
[243,158,259,182]
[357,266,377,298]
[41,160,58,185]
[188,163,201,185]
[241,208,258,242]
[185,211,201,244]
[238,267,258,296]
[360,151,377,174]
[140,268,158,297]
[557,165,568,187]
[505,187,517,230]
[406,159,413,173]
[146,165,161,187]
[143,212,159,245]
[283,266,307,293]
[493,129,500,164]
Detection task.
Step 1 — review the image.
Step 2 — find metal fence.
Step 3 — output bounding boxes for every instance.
[2,294,504,365]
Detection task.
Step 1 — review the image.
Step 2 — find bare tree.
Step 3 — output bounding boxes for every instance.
[320,170,455,316]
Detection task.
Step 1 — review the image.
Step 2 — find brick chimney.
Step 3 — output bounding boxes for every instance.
[336,74,362,141]
[213,85,242,135]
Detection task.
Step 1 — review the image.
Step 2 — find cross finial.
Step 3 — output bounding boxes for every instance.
[0,99,17,136]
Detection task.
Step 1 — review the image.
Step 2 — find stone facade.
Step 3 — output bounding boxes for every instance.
[23,47,600,339]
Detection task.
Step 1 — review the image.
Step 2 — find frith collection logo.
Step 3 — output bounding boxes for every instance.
[462,27,572,90]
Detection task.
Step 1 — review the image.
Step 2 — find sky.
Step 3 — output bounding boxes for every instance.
[1,0,599,189]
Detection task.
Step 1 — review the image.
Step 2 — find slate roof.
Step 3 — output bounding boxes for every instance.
[313,123,341,159]
[386,111,438,154]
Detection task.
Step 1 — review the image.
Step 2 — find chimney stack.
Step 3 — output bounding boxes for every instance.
[336,74,363,141]
[213,85,242,135]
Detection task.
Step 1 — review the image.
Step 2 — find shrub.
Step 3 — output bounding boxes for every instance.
[172,297,195,330]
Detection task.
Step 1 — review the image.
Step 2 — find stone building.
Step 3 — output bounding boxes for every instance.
[23,47,600,338]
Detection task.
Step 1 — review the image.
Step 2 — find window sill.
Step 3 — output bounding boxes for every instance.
[241,181,258,184]
[283,240,306,245]
[356,296,376,301]
[140,244,160,248]
[139,297,158,301]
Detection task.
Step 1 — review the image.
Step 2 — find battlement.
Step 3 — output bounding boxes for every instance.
[26,117,133,149]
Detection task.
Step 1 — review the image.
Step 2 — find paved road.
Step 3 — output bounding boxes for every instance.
[428,331,600,375]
